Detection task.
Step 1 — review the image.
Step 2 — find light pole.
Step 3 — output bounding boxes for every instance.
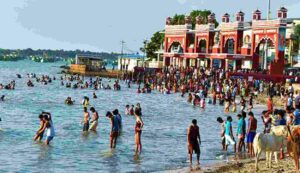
[267,0,271,20]
[143,39,148,68]
[120,40,125,71]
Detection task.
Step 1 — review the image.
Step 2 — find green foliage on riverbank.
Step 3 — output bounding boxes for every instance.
[0,48,119,62]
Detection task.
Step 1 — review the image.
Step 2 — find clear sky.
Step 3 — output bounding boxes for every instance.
[0,0,299,53]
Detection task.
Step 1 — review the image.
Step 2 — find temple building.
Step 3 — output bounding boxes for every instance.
[162,7,289,75]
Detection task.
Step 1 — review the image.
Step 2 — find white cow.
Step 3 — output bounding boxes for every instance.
[271,125,300,136]
[253,132,287,171]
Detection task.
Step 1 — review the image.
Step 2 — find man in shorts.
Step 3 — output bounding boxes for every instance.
[217,117,225,150]
[82,107,90,132]
[224,116,236,153]
[106,111,119,148]
[187,119,201,165]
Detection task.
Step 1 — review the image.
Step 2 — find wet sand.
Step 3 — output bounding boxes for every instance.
[171,156,295,173]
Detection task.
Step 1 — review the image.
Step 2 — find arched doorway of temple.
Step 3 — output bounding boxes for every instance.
[168,42,183,53]
[255,38,275,71]
[198,39,207,53]
[225,38,235,54]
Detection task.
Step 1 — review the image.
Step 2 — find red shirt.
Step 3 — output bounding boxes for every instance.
[267,99,273,112]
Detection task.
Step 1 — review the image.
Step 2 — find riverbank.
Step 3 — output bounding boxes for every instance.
[256,94,284,108]
[172,156,294,173]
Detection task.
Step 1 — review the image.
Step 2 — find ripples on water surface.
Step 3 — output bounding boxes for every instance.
[0,60,264,172]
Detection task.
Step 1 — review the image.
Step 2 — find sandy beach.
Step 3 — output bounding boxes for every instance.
[171,156,295,173]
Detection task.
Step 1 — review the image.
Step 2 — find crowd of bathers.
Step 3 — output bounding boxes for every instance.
[122,66,300,164]
[1,66,300,166]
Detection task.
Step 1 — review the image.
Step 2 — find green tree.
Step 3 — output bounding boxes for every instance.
[140,32,164,60]
[294,24,300,52]
[189,10,219,28]
[171,14,185,25]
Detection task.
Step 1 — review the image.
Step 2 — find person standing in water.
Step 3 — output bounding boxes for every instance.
[113,109,122,135]
[129,105,135,115]
[224,116,236,153]
[134,109,144,154]
[247,111,257,157]
[89,107,99,132]
[135,103,142,116]
[82,96,90,108]
[38,112,55,145]
[236,114,244,152]
[125,105,130,115]
[33,114,45,141]
[217,117,225,150]
[82,107,90,132]
[187,119,201,165]
[44,112,55,145]
[106,111,119,149]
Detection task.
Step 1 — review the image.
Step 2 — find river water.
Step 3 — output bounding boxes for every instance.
[0,60,265,173]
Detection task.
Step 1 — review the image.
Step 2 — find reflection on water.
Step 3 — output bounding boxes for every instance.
[0,60,265,172]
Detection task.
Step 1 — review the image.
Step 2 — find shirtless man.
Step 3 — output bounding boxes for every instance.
[187,119,201,165]
[82,107,90,132]
[89,107,99,131]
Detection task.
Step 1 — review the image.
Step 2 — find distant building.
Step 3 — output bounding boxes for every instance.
[286,18,300,66]
[70,54,106,74]
[118,54,145,71]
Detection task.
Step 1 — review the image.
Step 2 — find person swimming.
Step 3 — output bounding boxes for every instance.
[0,95,4,101]
[65,97,74,105]
[93,92,97,99]
[27,80,34,87]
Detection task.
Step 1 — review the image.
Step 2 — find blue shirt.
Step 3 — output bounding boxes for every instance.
[237,119,243,135]
[112,116,120,132]
[294,109,300,125]
[225,121,232,135]
[116,114,122,128]
[276,118,286,126]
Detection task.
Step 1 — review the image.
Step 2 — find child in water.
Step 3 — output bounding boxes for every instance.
[200,98,205,109]
[93,92,97,99]
[224,100,230,113]
[232,101,237,113]
[187,93,193,103]
[125,105,130,115]
[129,105,135,115]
